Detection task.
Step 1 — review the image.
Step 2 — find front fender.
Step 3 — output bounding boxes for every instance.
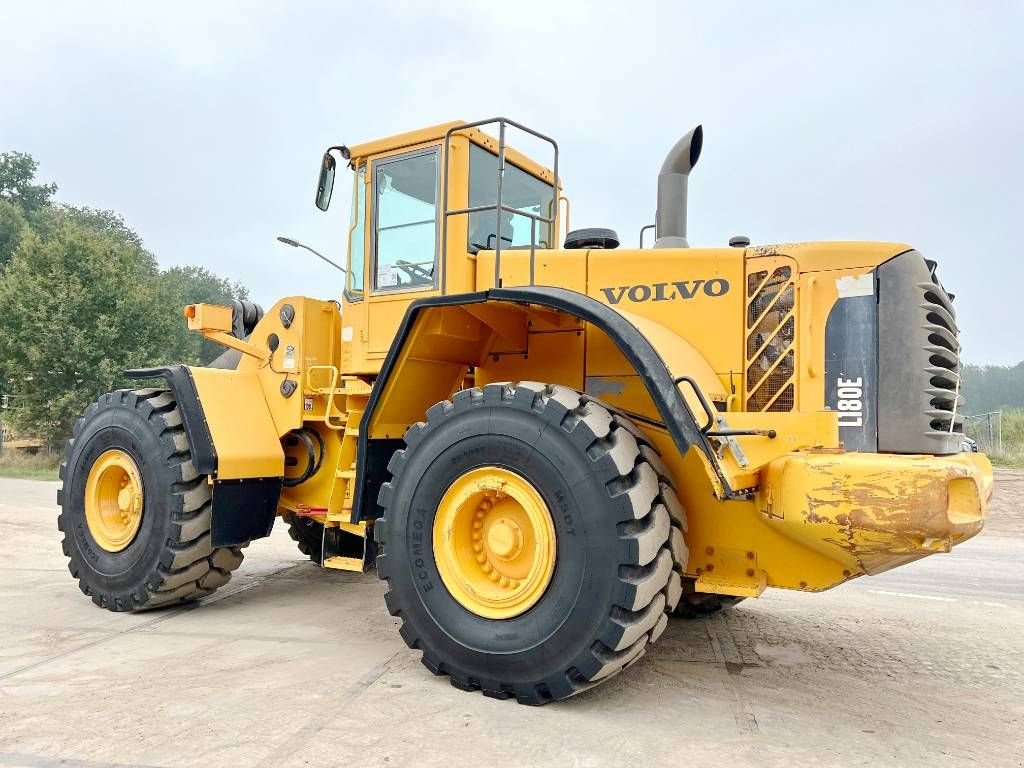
[125,364,284,546]
[126,364,284,479]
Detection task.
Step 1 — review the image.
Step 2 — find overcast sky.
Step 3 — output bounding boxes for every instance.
[2,1,1021,364]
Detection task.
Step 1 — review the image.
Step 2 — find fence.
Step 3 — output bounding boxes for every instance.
[963,411,1003,455]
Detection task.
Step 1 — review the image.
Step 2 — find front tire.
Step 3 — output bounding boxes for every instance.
[58,389,244,611]
[375,382,685,704]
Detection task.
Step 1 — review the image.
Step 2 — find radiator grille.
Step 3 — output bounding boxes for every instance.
[921,261,963,433]
[745,265,796,412]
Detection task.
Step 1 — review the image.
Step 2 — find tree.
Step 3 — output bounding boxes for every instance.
[0,152,56,213]
[963,362,1024,414]
[0,199,27,270]
[0,149,252,446]
[0,221,166,442]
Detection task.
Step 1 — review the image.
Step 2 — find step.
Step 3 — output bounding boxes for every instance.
[322,555,364,572]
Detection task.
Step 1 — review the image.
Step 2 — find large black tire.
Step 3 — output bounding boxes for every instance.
[57,388,245,611]
[375,382,686,705]
[613,419,745,620]
[282,512,324,564]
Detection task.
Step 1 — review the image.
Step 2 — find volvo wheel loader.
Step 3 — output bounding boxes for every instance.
[57,118,992,704]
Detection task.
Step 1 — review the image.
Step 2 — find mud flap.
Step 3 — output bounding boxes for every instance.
[211,479,281,547]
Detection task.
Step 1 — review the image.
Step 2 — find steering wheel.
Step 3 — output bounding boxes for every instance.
[395,260,434,285]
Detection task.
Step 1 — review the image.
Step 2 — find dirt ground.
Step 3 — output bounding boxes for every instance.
[0,471,1021,768]
[987,468,1024,537]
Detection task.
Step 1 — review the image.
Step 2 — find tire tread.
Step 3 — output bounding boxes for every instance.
[57,388,245,612]
[375,381,688,704]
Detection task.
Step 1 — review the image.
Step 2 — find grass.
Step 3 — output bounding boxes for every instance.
[0,451,60,481]
[990,452,1024,469]
[966,408,1024,468]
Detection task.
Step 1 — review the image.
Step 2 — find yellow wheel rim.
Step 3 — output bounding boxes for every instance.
[84,449,144,552]
[433,466,556,620]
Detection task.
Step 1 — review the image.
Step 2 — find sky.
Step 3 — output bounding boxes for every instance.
[1,1,1021,364]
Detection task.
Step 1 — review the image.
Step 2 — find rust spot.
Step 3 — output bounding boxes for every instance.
[706,564,715,572]
[746,568,755,577]
[706,547,715,556]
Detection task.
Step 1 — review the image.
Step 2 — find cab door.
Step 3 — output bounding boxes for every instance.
[364,146,441,359]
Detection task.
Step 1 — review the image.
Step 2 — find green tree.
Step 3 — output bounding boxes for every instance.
[0,221,166,442]
[0,149,252,446]
[963,362,1024,414]
[0,152,56,213]
[0,199,28,270]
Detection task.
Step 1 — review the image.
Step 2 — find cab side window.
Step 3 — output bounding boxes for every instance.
[373,148,438,291]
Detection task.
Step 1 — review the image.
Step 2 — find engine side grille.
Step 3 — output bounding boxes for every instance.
[745,263,797,412]
[877,250,963,454]
[920,266,963,433]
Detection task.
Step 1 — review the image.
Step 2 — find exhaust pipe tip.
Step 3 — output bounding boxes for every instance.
[659,124,703,175]
[655,124,702,248]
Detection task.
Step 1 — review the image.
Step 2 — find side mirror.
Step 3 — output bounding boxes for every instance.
[315,152,337,211]
[314,145,351,211]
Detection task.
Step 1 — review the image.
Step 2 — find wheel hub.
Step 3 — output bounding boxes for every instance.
[486,517,523,560]
[434,467,556,619]
[84,449,144,552]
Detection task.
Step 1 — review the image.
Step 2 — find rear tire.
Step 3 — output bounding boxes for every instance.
[672,586,746,618]
[57,389,245,611]
[376,382,685,704]
[282,512,324,564]
[610,416,745,619]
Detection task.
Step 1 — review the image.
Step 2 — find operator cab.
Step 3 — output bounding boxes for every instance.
[315,119,560,295]
[314,119,561,370]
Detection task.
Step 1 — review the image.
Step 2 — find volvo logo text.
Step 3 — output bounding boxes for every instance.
[600,279,730,305]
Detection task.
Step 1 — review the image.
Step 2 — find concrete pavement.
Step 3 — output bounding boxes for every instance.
[0,473,1021,767]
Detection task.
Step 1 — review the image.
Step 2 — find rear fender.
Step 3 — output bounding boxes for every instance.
[352,286,734,523]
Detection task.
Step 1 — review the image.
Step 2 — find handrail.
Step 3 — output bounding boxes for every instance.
[440,118,559,294]
[307,365,345,431]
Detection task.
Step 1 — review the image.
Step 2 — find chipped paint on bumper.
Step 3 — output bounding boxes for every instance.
[758,451,993,577]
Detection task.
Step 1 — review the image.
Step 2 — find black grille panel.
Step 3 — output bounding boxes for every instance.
[877,250,963,454]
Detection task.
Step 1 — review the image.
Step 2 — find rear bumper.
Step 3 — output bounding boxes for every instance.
[759,450,992,577]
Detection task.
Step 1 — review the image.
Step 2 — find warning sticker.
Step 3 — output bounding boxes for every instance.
[377,264,397,288]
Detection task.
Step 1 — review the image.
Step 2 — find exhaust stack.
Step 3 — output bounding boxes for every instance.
[654,124,703,248]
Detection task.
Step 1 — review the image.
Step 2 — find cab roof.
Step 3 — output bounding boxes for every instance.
[347,120,558,186]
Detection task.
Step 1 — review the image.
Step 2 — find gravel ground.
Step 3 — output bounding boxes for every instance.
[0,471,1020,767]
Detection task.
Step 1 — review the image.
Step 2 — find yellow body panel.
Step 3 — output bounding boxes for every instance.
[189,367,284,479]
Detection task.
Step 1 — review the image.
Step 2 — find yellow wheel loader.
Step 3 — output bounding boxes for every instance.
[57,118,992,704]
